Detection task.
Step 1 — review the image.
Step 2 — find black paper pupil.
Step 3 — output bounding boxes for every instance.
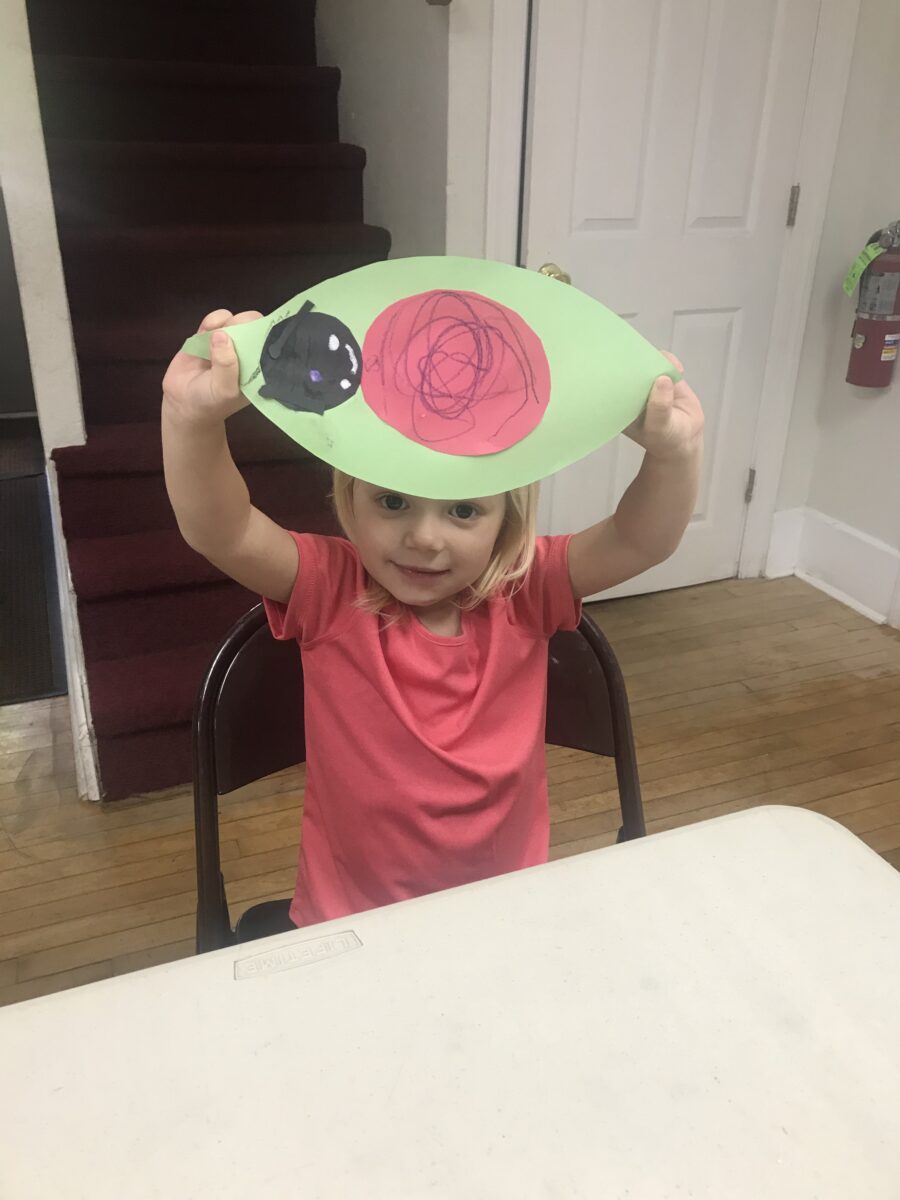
[258,302,362,415]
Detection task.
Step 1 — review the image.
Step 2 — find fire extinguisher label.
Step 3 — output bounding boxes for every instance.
[881,332,899,362]
[859,270,900,315]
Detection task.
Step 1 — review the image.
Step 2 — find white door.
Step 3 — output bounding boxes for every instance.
[524,0,822,597]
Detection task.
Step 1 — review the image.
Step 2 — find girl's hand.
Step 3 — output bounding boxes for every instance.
[624,351,705,461]
[162,308,262,426]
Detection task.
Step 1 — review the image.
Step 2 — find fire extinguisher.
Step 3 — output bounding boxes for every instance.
[845,220,900,388]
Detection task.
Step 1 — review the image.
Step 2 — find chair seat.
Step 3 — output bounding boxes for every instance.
[233,898,295,943]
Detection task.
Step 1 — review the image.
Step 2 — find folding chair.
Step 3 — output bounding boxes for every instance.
[193,603,644,952]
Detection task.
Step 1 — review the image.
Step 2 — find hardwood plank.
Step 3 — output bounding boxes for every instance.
[0,846,209,914]
[635,693,900,761]
[551,730,900,826]
[841,795,900,836]
[548,830,618,860]
[112,940,195,977]
[4,778,304,850]
[0,728,74,757]
[236,827,301,858]
[1,889,200,962]
[0,835,241,896]
[631,643,900,712]
[640,759,900,838]
[15,915,197,983]
[0,748,76,787]
[0,961,114,1009]
[0,781,79,814]
[806,779,900,821]
[621,622,897,680]
[863,823,900,855]
[0,868,198,940]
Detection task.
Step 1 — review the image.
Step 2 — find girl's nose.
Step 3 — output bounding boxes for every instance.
[404,514,444,552]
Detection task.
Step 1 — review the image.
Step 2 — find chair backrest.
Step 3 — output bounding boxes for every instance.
[193,603,643,949]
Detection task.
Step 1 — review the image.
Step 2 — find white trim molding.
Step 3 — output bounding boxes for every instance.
[47,463,101,800]
[446,0,530,263]
[768,506,900,628]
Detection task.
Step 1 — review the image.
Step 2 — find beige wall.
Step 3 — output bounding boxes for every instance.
[316,0,450,261]
[0,0,83,452]
[778,0,900,550]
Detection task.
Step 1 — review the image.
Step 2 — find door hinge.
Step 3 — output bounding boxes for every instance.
[745,468,757,504]
[786,184,801,227]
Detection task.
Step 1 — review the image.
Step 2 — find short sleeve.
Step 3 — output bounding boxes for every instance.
[508,535,581,637]
[263,532,361,646]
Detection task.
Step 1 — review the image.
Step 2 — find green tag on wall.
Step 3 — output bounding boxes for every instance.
[843,244,886,296]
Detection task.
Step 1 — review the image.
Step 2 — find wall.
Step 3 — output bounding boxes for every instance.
[0,186,36,415]
[774,0,900,622]
[0,0,84,451]
[316,0,450,260]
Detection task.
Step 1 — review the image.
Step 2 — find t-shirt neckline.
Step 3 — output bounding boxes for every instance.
[409,608,470,646]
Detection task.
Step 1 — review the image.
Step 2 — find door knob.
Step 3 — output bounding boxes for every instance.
[538,262,572,285]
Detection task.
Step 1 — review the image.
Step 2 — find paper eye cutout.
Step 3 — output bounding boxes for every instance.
[258,301,362,415]
[361,290,550,456]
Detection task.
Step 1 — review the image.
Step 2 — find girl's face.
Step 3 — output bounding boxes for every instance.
[347,481,507,611]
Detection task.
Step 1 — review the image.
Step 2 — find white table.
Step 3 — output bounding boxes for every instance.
[2,806,899,1199]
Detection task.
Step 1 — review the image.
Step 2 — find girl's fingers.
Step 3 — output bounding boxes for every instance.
[208,329,241,401]
[645,375,675,430]
[197,309,234,333]
[226,310,264,326]
[661,350,685,373]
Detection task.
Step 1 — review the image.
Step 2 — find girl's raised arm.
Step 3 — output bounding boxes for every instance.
[567,353,704,600]
[162,309,299,605]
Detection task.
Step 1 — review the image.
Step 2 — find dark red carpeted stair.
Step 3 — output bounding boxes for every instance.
[27,0,390,799]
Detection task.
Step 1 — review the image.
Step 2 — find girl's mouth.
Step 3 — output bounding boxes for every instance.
[393,563,450,579]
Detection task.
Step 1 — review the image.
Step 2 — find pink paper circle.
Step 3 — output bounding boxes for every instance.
[361,290,550,456]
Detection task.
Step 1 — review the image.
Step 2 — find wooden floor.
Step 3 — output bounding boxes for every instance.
[2,575,899,1008]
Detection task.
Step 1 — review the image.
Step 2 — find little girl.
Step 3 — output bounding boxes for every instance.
[163,307,704,928]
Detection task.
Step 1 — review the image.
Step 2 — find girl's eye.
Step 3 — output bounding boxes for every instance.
[451,503,478,520]
[379,493,406,511]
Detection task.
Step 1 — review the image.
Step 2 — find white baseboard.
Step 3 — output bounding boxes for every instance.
[767,506,900,628]
[47,463,101,802]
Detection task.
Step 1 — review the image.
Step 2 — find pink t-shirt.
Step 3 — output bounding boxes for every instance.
[264,533,581,927]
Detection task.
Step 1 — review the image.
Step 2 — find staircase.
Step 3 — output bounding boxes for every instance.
[26,0,391,800]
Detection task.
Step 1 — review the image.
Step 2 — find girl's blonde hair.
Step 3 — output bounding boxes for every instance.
[331,468,540,618]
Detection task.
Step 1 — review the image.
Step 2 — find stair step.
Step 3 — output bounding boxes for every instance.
[53,411,308,479]
[89,642,219,738]
[57,457,332,539]
[73,363,183,427]
[69,529,222,600]
[68,508,338,601]
[47,140,365,228]
[26,0,316,67]
[95,725,194,802]
[79,579,258,664]
[34,56,339,143]
[60,221,390,327]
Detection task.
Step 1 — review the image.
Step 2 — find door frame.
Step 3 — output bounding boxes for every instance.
[447,0,862,579]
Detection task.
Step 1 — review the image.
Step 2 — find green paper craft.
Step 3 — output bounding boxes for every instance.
[181,256,679,499]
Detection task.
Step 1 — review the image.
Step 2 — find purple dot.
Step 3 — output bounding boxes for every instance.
[309,369,322,383]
